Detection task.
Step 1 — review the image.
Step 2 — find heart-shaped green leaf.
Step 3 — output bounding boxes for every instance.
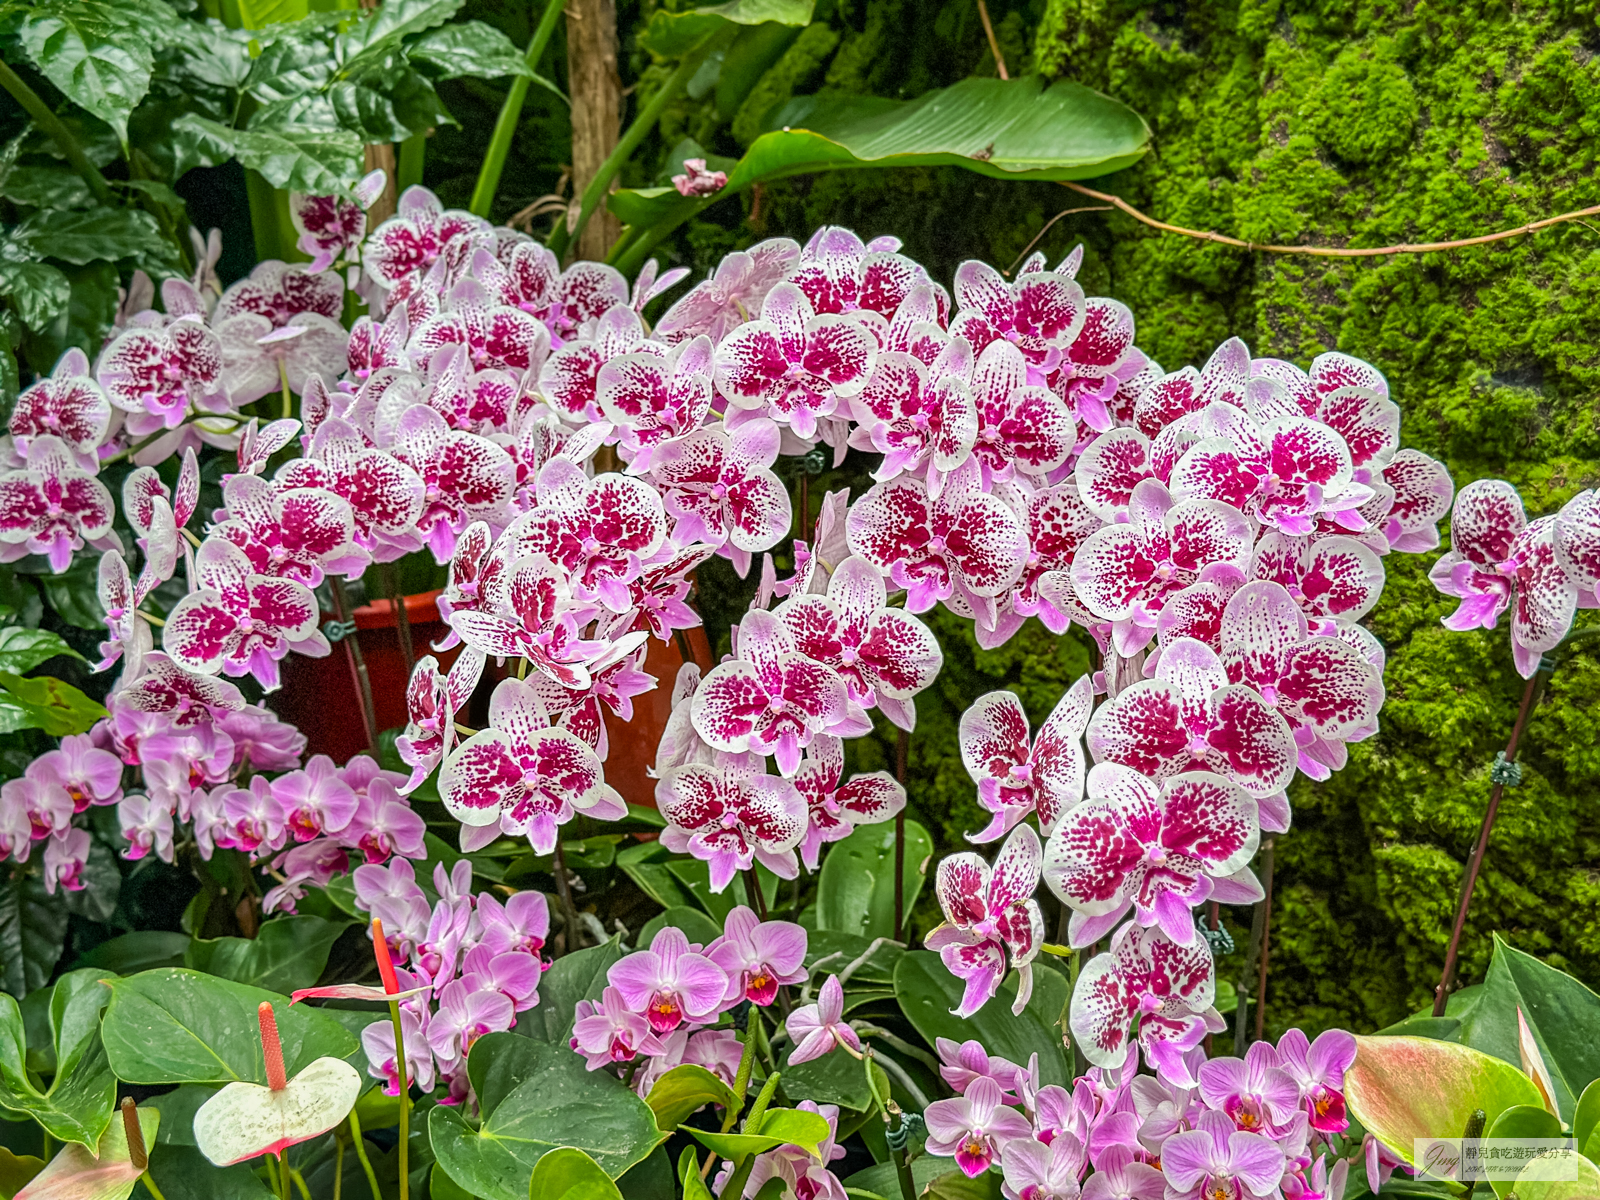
[1510,1150,1600,1200]
[185,916,349,994]
[1487,1105,1564,1198]
[193,1057,361,1166]
[644,1064,738,1132]
[527,1148,625,1200]
[0,971,116,1149]
[816,819,932,940]
[14,1105,157,1200]
[678,1146,714,1200]
[1345,1035,1543,1166]
[685,1108,830,1163]
[101,969,357,1085]
[516,939,624,1045]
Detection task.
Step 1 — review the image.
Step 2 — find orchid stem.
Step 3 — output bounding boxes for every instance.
[140,1172,170,1200]
[1253,836,1276,1044]
[279,361,293,421]
[346,1111,382,1200]
[137,610,166,627]
[552,838,579,957]
[894,728,909,941]
[387,563,416,679]
[742,866,768,919]
[388,997,411,1200]
[329,576,378,755]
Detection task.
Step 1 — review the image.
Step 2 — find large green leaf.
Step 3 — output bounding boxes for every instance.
[684,1108,830,1163]
[430,1037,662,1200]
[609,75,1149,272]
[517,938,624,1044]
[644,1064,737,1132]
[0,672,109,737]
[0,871,68,999]
[144,1142,275,1200]
[0,972,116,1148]
[616,842,696,912]
[637,907,722,951]
[1345,1035,1544,1167]
[5,207,168,267]
[15,0,175,143]
[100,968,358,1085]
[892,950,1070,1089]
[0,629,79,676]
[639,0,814,58]
[336,0,462,60]
[184,915,348,994]
[1,166,95,210]
[408,22,538,80]
[804,930,903,986]
[71,931,189,976]
[172,114,363,194]
[0,264,72,332]
[1450,937,1600,1123]
[1511,1151,1600,1200]
[529,1148,626,1200]
[815,818,931,939]
[1486,1105,1564,1199]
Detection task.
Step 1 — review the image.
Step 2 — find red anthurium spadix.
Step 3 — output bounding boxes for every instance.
[958,676,1091,843]
[193,1002,361,1166]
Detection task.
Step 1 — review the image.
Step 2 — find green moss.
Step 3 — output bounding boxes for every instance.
[731,23,841,147]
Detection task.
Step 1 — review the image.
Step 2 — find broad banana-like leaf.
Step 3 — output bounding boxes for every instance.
[640,0,814,57]
[608,75,1150,273]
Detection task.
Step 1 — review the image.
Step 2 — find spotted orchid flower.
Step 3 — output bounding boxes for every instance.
[967,339,1080,485]
[1075,427,1158,521]
[714,281,878,441]
[791,734,905,870]
[215,261,344,327]
[850,336,977,498]
[656,751,807,890]
[390,403,515,562]
[277,416,427,562]
[1087,636,1297,807]
[395,649,486,794]
[6,348,110,470]
[539,304,649,423]
[411,280,551,377]
[599,540,716,642]
[234,417,301,477]
[925,1076,1036,1178]
[1159,1110,1286,1200]
[1070,479,1254,656]
[1000,482,1104,640]
[345,306,412,385]
[705,904,808,1005]
[214,311,348,406]
[1070,922,1222,1082]
[97,318,227,430]
[774,554,943,731]
[596,334,714,472]
[1132,339,1250,437]
[789,226,936,320]
[1218,581,1385,784]
[541,260,633,345]
[959,677,1091,843]
[115,651,245,728]
[608,925,729,1035]
[691,608,855,776]
[290,171,385,271]
[1377,449,1455,553]
[1046,763,1261,950]
[650,418,792,577]
[363,186,490,292]
[2,425,114,574]
[1247,532,1385,636]
[1051,296,1141,433]
[846,455,1029,619]
[1557,488,1600,606]
[927,824,1046,1018]
[210,473,368,587]
[96,550,152,676]
[656,237,801,343]
[949,258,1086,366]
[439,676,625,854]
[161,539,329,691]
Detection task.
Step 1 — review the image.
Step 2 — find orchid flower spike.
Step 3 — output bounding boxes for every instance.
[193,1002,362,1166]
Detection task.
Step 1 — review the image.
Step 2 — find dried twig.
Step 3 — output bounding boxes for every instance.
[976,0,1008,80]
[1005,206,1113,275]
[1060,180,1600,257]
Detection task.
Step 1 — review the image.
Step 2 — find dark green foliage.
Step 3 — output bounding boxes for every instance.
[621,0,1600,1034]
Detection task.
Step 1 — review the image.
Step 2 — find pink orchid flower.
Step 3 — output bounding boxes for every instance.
[657,751,807,890]
[412,281,552,377]
[215,311,347,404]
[475,890,549,957]
[706,905,808,1005]
[539,304,648,421]
[596,335,714,472]
[96,549,152,675]
[656,237,800,343]
[927,824,1045,1018]
[1377,448,1455,553]
[609,925,729,1035]
[788,226,934,320]
[850,333,977,499]
[959,676,1091,842]
[742,1100,849,1200]
[363,187,490,292]
[925,1075,1035,1178]
[290,171,385,270]
[792,733,905,870]
[362,1007,436,1096]
[390,403,515,563]
[344,776,426,863]
[115,651,245,728]
[211,473,369,586]
[41,827,90,894]
[3,773,72,841]
[278,416,427,561]
[1249,531,1385,631]
[936,1037,1024,1097]
[0,435,117,571]
[1158,1110,1285,1200]
[7,348,110,469]
[1002,1135,1098,1200]
[1045,763,1261,948]
[785,974,860,1065]
[1275,1027,1356,1133]
[950,257,1085,366]
[118,793,174,863]
[968,339,1080,484]
[428,975,515,1070]
[572,985,667,1069]
[28,733,123,811]
[97,318,228,429]
[1079,1142,1166,1200]
[1006,482,1105,640]
[234,417,301,477]
[650,418,793,577]
[1197,1042,1303,1135]
[395,650,485,794]
[600,541,717,642]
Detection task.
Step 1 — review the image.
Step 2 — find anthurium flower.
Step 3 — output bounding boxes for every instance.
[0,435,118,571]
[1157,1110,1285,1200]
[15,1102,158,1200]
[927,824,1045,1017]
[609,925,728,1035]
[650,418,793,576]
[706,904,808,1005]
[959,676,1091,843]
[1045,763,1260,947]
[656,237,800,343]
[924,1076,1034,1178]
[657,751,807,889]
[7,348,111,469]
[792,733,905,870]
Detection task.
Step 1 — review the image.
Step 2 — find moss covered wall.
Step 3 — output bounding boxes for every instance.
[458,0,1600,1036]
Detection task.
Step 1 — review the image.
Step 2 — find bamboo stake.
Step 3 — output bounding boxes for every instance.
[1253,837,1276,1044]
[329,578,378,755]
[893,728,909,942]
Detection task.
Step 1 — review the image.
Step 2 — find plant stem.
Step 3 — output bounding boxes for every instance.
[1234,878,1268,1055]
[547,40,713,260]
[279,360,293,421]
[397,132,427,193]
[333,1137,344,1200]
[893,728,909,941]
[388,563,415,678]
[0,59,111,204]
[346,1111,383,1200]
[470,0,568,218]
[742,866,768,919]
[289,1168,311,1200]
[1433,667,1549,1015]
[553,838,580,956]
[276,1152,291,1200]
[887,1104,917,1200]
[1253,836,1276,1043]
[388,997,411,1200]
[140,1172,170,1200]
[329,577,378,754]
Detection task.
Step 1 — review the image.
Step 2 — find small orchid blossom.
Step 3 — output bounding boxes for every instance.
[1070,922,1221,1082]
[1158,1110,1286,1200]
[117,793,174,862]
[597,335,714,470]
[705,905,808,1005]
[691,608,854,776]
[395,650,485,793]
[850,336,978,497]
[609,925,729,1035]
[743,1101,849,1200]
[291,171,385,270]
[572,985,667,1069]
[162,539,329,691]
[1079,1143,1166,1200]
[278,416,427,560]
[1275,1028,1357,1132]
[1007,482,1105,640]
[29,733,123,811]
[114,651,245,729]
[927,824,1045,1018]
[363,187,489,292]
[390,403,516,562]
[0,435,117,571]
[774,554,944,731]
[97,550,151,676]
[6,348,110,469]
[215,312,348,404]
[1197,1042,1303,1135]
[1378,448,1455,553]
[439,677,625,854]
[1249,532,1385,632]
[211,473,368,586]
[4,773,72,840]
[1045,763,1261,947]
[97,318,227,428]
[656,238,801,343]
[216,261,344,327]
[936,1037,1024,1097]
[785,974,861,1065]
[789,226,935,321]
[538,304,647,423]
[1002,1135,1097,1200]
[361,1007,437,1096]
[427,975,515,1069]
[650,418,793,576]
[968,339,1080,484]
[950,258,1086,365]
[270,755,358,842]
[792,733,905,870]
[925,1075,1036,1178]
[657,752,807,890]
[959,676,1091,842]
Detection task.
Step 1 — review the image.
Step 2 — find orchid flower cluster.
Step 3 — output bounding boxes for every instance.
[1428,478,1600,674]
[348,857,550,1103]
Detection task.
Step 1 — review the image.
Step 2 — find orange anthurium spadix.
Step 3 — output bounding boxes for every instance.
[16,1100,158,1200]
[193,1001,362,1167]
[290,918,430,1005]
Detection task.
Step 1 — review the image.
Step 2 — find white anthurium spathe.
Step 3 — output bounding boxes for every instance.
[192,1002,362,1167]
